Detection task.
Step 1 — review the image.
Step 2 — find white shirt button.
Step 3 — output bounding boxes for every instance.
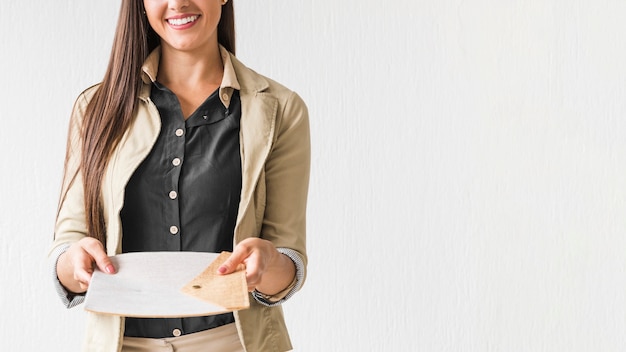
[172,328,182,337]
[222,93,229,101]
[169,191,178,200]
[172,158,181,166]
[170,226,179,235]
[175,128,184,137]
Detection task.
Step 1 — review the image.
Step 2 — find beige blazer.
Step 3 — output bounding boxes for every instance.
[51,49,310,352]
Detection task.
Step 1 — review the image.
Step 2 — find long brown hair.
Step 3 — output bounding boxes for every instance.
[77,0,235,245]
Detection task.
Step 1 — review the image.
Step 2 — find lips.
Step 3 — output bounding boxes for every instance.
[167,15,199,26]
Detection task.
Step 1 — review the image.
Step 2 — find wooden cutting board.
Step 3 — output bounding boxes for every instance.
[84,251,249,317]
[181,251,250,311]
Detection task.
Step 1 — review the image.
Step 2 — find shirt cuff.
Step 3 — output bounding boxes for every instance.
[251,247,305,307]
[50,244,85,308]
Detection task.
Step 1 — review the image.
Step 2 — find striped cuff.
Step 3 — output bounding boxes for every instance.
[50,244,85,308]
[251,247,305,307]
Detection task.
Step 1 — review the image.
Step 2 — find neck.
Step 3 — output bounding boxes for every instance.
[157,43,224,89]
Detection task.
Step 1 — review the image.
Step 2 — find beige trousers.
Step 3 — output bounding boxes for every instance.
[122,323,244,352]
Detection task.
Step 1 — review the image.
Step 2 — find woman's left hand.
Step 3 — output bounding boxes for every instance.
[218,238,295,295]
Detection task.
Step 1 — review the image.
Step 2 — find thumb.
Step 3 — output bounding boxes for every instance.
[83,241,116,274]
[217,250,246,275]
[96,257,116,275]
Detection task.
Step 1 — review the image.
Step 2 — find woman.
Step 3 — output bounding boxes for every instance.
[49,0,310,351]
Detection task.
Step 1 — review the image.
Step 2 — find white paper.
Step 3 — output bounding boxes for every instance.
[84,251,232,317]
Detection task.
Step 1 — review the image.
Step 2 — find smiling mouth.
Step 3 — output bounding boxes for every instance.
[167,15,199,26]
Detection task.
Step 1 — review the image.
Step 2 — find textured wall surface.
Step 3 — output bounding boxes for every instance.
[1,0,625,351]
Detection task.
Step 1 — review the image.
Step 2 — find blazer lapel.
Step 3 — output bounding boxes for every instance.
[237,90,277,229]
[231,54,277,235]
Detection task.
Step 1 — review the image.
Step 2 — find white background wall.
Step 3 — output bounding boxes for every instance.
[1,0,625,351]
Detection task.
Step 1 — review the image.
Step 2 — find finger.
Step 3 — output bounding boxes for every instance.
[246,267,261,292]
[82,239,116,274]
[79,281,89,291]
[244,258,262,286]
[73,266,94,290]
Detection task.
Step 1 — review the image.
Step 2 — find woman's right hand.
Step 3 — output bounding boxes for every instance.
[56,237,116,294]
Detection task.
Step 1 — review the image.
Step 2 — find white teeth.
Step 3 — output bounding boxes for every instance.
[167,16,199,26]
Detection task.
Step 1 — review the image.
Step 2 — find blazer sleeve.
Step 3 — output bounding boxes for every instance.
[48,90,92,307]
[51,91,91,253]
[260,90,311,289]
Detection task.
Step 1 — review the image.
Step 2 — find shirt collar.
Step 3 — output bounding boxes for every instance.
[141,45,241,108]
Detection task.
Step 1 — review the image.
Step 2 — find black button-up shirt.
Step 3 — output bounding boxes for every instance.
[120,81,242,338]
